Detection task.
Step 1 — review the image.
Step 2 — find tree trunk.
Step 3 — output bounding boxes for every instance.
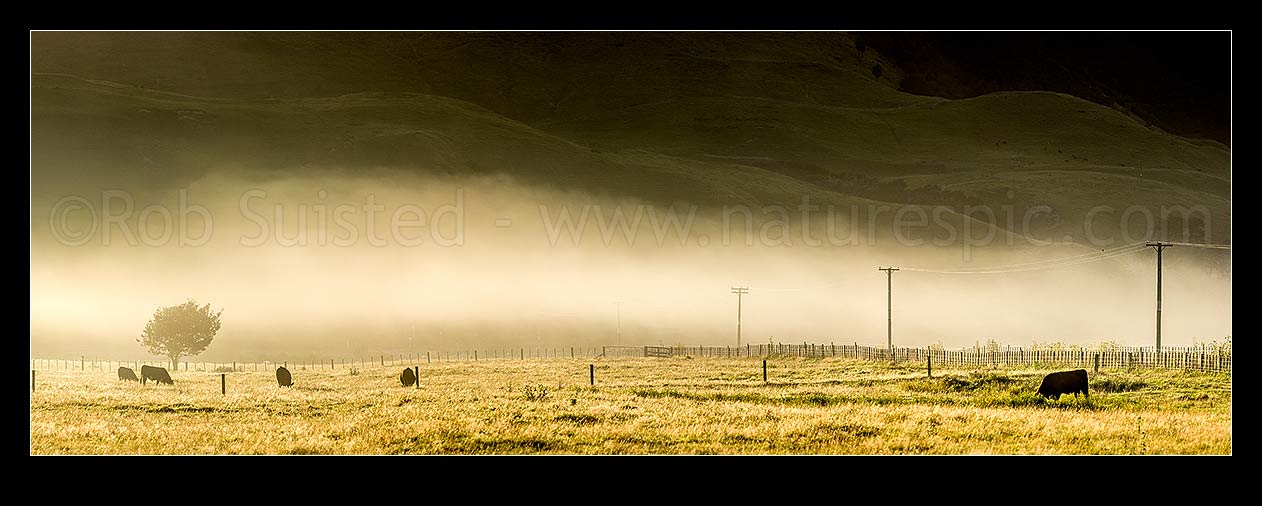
[170,356,179,371]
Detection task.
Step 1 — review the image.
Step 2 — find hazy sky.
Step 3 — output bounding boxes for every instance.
[29,169,1231,360]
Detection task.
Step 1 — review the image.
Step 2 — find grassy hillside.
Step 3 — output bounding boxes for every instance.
[541,91,1229,243]
[544,92,1226,177]
[30,32,927,122]
[30,32,1230,247]
[31,74,1012,243]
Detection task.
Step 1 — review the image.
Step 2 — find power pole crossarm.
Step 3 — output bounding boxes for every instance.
[878,267,899,351]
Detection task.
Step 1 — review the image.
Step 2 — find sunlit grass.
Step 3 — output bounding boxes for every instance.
[29,357,1230,454]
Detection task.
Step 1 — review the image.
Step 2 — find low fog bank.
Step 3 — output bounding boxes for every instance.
[30,169,1232,361]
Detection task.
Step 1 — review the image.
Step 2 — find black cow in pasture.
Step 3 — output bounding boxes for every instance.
[276,366,293,387]
[140,365,174,385]
[1037,369,1089,400]
[400,367,417,387]
[118,366,139,382]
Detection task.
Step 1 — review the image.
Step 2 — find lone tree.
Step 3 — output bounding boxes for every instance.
[138,300,223,369]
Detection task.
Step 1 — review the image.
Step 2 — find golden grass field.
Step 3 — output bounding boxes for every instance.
[29,356,1231,455]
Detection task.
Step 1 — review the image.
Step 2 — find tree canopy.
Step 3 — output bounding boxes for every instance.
[138,300,222,368]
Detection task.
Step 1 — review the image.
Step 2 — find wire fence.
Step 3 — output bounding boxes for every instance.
[28,347,608,374]
[659,343,1232,374]
[29,343,1231,375]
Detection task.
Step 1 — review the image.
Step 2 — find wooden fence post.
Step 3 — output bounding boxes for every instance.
[928,353,932,378]
[763,360,767,383]
[1094,353,1100,374]
[31,370,35,392]
[415,366,420,389]
[221,374,226,394]
[589,364,595,386]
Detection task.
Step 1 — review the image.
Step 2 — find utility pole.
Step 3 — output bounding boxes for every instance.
[1146,242,1171,352]
[878,267,899,351]
[615,301,623,346]
[731,287,749,347]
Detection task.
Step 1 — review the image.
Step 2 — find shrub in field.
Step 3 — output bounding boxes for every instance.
[1092,378,1147,392]
[982,389,1106,410]
[988,391,1051,408]
[1192,335,1231,354]
[941,372,1020,392]
[973,339,1001,353]
[522,384,549,401]
[1031,341,1069,351]
[1094,340,1123,352]
[902,379,943,393]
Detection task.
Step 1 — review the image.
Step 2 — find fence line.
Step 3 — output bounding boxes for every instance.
[29,344,1231,375]
[655,343,1231,374]
[28,347,609,374]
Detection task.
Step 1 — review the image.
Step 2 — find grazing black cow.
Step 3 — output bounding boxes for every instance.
[140,365,174,385]
[400,367,417,387]
[118,366,139,382]
[276,366,293,387]
[1038,369,1089,400]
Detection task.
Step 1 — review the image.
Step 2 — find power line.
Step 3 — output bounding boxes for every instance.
[906,242,1145,272]
[759,282,845,292]
[749,244,1149,294]
[903,244,1148,275]
[902,242,1145,273]
[1161,242,1231,250]
[904,247,1145,274]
